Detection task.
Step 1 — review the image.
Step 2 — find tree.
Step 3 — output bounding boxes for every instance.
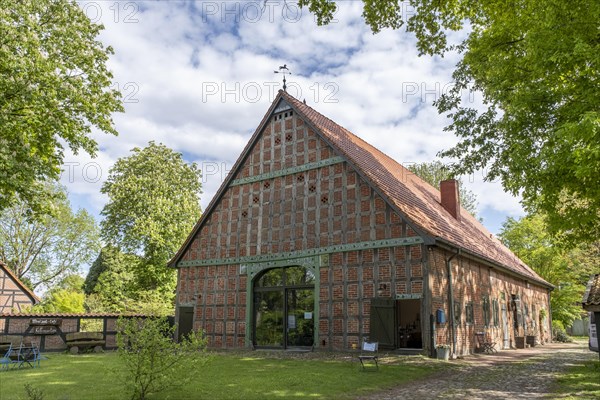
[0,0,123,215]
[498,213,592,326]
[84,246,137,313]
[407,161,479,217]
[84,246,175,315]
[36,274,86,313]
[116,317,209,400]
[301,0,600,244]
[100,142,202,295]
[0,182,100,291]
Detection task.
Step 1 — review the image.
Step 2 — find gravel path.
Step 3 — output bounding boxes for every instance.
[358,341,598,400]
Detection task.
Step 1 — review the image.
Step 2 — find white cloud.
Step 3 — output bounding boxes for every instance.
[62,1,523,235]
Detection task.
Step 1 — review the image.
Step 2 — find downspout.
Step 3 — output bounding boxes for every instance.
[446,248,460,357]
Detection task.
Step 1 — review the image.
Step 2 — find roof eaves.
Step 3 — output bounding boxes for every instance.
[582,274,600,309]
[433,238,554,289]
[0,261,40,303]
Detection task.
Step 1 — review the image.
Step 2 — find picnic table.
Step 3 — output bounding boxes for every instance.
[1,342,41,370]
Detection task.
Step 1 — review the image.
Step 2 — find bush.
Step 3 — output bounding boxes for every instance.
[552,320,573,343]
[116,317,210,400]
[24,384,44,400]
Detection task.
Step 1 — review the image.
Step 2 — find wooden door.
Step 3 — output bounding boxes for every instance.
[177,306,194,342]
[370,298,396,349]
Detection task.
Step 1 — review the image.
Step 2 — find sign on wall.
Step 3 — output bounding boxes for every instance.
[29,318,62,326]
[31,326,58,335]
[396,294,422,300]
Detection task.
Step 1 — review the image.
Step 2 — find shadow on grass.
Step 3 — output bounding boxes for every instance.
[552,360,600,399]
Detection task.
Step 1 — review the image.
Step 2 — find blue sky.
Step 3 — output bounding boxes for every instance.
[63,1,525,239]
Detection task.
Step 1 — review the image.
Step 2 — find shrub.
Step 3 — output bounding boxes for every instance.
[116,317,210,400]
[552,320,573,343]
[24,384,44,400]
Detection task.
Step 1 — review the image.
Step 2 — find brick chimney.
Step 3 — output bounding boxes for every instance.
[440,179,461,220]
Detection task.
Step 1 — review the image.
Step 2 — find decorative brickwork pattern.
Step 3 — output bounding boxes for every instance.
[173,92,551,354]
[176,110,420,350]
[429,248,551,354]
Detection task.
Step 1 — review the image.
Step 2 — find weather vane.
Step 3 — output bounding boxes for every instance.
[274,64,292,92]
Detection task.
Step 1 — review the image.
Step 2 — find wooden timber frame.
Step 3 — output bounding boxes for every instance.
[170,91,553,354]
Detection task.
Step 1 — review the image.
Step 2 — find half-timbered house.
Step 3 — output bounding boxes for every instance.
[170,91,553,355]
[0,261,39,313]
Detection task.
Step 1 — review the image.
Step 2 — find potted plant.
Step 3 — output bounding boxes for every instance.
[436,344,450,361]
[514,326,525,349]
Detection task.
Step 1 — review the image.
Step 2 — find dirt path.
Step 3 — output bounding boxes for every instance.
[358,341,598,399]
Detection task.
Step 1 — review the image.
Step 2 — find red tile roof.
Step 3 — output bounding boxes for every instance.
[582,274,600,310]
[0,260,40,304]
[170,91,551,288]
[279,91,551,288]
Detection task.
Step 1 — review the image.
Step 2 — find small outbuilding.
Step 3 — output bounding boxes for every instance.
[0,261,39,313]
[582,274,600,357]
[170,91,553,355]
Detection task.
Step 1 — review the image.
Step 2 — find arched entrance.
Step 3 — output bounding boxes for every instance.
[253,266,315,349]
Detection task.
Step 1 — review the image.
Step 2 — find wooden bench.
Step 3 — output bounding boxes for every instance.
[0,335,23,353]
[65,332,105,354]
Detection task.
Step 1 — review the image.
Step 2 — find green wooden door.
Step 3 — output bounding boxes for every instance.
[370,298,396,349]
[177,306,194,342]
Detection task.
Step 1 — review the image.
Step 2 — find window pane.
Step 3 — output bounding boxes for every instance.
[254,291,284,347]
[256,269,284,287]
[285,266,315,285]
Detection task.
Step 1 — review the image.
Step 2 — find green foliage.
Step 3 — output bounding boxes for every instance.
[84,246,137,312]
[0,0,123,215]
[299,0,405,34]
[100,142,202,296]
[433,1,600,244]
[407,161,479,217]
[302,0,600,244]
[499,213,592,326]
[0,182,100,290]
[34,274,85,313]
[38,289,85,313]
[552,320,573,343]
[24,384,45,400]
[84,247,175,316]
[116,317,209,400]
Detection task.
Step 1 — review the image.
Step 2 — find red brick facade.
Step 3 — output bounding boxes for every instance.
[172,92,552,355]
[429,248,551,354]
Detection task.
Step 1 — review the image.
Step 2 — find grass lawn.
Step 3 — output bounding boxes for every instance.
[550,358,600,399]
[0,351,441,400]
